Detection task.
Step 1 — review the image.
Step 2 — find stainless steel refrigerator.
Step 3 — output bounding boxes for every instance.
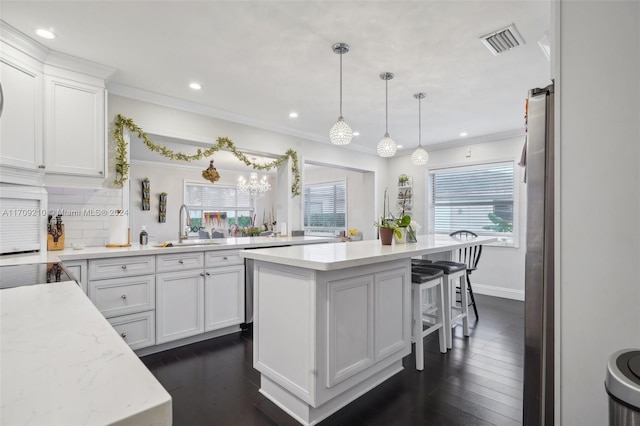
[523,83,555,425]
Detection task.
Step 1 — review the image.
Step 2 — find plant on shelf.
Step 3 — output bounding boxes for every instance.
[398,174,410,186]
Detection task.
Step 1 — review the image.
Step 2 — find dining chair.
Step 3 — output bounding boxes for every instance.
[435,230,482,319]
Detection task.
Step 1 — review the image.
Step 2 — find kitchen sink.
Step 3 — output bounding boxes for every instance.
[168,239,227,246]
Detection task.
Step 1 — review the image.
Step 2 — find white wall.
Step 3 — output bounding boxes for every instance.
[388,136,527,300]
[557,2,640,425]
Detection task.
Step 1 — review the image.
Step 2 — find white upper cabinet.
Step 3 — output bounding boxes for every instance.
[0,41,44,185]
[0,23,113,187]
[44,73,105,177]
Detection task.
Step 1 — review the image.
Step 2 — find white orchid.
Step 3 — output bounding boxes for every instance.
[409,220,421,232]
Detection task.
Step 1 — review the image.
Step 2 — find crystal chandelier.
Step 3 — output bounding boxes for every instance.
[410,92,429,165]
[329,42,353,145]
[377,72,397,157]
[238,172,271,199]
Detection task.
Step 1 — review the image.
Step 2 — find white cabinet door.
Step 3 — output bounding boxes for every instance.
[44,75,105,177]
[63,259,87,294]
[0,54,43,172]
[156,270,204,344]
[204,264,244,332]
[326,274,375,387]
[374,267,411,360]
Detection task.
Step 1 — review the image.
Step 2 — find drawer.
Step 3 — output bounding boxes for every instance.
[205,250,243,267]
[156,251,204,273]
[108,310,156,350]
[89,256,155,280]
[89,274,155,318]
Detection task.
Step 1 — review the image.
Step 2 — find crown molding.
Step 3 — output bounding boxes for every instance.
[395,128,525,156]
[0,20,49,63]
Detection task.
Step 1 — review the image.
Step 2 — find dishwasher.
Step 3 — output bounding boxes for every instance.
[242,245,290,329]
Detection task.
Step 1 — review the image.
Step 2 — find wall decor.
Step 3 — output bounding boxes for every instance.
[142,178,150,210]
[159,192,167,223]
[112,114,301,196]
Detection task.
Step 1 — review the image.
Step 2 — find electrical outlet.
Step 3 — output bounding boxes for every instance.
[465,148,471,158]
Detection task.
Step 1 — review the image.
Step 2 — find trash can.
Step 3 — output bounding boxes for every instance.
[605,349,640,425]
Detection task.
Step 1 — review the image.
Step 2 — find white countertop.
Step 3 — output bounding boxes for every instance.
[0,281,172,425]
[0,236,336,266]
[240,234,497,271]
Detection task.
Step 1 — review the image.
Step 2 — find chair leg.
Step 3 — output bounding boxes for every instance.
[460,273,470,337]
[467,274,479,319]
[436,280,446,354]
[413,287,424,371]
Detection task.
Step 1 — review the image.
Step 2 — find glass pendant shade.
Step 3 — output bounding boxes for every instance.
[377,132,397,157]
[411,147,429,165]
[330,116,353,145]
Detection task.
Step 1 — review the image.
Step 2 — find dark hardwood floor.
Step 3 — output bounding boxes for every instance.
[141,294,524,426]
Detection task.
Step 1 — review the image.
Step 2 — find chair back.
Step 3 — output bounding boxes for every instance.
[449,230,482,271]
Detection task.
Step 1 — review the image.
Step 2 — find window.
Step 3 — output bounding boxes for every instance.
[303,181,346,236]
[428,161,517,245]
[184,182,253,237]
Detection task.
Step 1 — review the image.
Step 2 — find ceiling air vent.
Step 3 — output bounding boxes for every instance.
[480,24,525,55]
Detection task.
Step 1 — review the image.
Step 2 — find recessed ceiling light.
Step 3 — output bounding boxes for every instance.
[289,112,298,118]
[460,132,468,137]
[34,28,56,40]
[353,131,360,136]
[396,145,403,149]
[189,82,202,90]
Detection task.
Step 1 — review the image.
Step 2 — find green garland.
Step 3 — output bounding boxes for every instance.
[112,114,301,196]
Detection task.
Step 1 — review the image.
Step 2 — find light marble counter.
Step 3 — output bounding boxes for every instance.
[240,234,497,271]
[0,236,336,266]
[0,281,172,425]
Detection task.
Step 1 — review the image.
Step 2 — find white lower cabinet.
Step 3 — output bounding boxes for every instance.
[204,265,245,332]
[108,311,156,350]
[62,259,87,293]
[156,269,205,344]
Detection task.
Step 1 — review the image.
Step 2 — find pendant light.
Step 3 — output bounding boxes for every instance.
[410,92,429,165]
[377,72,397,157]
[329,43,353,145]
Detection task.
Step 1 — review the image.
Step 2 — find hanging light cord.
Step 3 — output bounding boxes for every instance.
[418,95,422,147]
[385,78,389,133]
[339,52,343,117]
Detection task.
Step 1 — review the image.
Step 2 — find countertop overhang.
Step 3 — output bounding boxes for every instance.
[240,235,498,271]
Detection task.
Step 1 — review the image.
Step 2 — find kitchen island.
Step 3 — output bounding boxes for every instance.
[240,234,496,426]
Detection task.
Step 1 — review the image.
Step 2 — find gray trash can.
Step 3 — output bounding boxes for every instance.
[605,349,640,425]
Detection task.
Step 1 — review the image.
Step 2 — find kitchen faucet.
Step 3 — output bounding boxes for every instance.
[178,204,191,242]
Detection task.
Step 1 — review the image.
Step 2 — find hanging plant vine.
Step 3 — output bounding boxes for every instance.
[112,114,300,196]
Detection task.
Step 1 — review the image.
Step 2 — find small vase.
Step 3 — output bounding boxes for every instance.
[406,225,418,243]
[379,228,394,245]
[394,227,407,244]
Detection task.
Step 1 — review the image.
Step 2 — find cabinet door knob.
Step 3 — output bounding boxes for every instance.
[121,265,127,269]
[179,260,184,264]
[223,256,228,260]
[121,294,127,300]
[38,165,45,169]
[99,171,103,175]
[200,272,205,277]
[121,333,127,339]
[205,272,210,276]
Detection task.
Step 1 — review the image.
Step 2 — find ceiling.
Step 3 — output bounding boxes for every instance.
[1,1,551,165]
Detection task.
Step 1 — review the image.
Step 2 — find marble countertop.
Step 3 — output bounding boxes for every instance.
[0,235,336,266]
[0,281,172,425]
[240,234,497,271]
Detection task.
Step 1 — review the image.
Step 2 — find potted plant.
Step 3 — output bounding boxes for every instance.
[393,191,412,243]
[374,189,401,245]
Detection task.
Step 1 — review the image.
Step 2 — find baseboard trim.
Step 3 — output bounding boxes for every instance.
[472,283,524,301]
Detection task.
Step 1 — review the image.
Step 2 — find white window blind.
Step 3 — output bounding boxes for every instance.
[429,162,515,240]
[185,184,251,209]
[304,181,346,234]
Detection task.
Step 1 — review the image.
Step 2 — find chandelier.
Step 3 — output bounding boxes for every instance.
[238,172,271,199]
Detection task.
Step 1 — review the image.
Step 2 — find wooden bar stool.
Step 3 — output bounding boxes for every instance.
[423,262,469,349]
[411,267,447,371]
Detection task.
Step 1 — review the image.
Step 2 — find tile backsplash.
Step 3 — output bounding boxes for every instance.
[47,187,124,248]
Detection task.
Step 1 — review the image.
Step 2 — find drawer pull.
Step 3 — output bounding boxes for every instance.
[121,265,127,270]
[121,294,127,300]
[121,333,127,339]
[179,260,184,264]
[223,256,228,260]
